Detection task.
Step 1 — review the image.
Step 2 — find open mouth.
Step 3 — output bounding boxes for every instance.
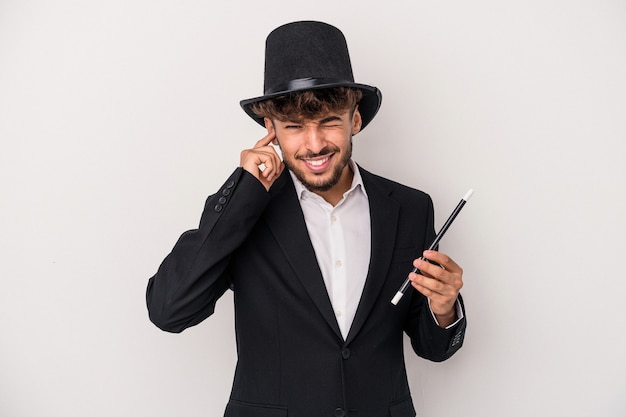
[302,154,334,172]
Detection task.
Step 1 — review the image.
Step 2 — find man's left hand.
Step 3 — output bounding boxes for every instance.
[409,250,463,328]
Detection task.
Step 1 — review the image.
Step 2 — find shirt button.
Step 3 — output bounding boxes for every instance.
[335,260,342,267]
[331,215,337,222]
[335,310,342,317]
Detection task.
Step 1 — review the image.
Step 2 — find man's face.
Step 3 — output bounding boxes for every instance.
[267,108,362,193]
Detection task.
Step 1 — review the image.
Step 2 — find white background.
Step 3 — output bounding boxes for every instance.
[1,1,625,416]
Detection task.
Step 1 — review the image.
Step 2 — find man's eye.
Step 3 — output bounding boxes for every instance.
[285,125,301,129]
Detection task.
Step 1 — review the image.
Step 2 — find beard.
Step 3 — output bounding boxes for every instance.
[283,140,353,193]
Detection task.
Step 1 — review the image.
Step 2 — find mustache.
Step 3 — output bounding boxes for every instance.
[296,146,339,160]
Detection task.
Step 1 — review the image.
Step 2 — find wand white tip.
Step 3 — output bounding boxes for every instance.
[463,189,475,201]
[391,291,404,305]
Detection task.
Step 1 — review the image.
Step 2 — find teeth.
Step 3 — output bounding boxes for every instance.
[306,157,329,167]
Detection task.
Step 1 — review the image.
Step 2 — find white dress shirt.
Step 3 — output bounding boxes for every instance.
[290,160,370,339]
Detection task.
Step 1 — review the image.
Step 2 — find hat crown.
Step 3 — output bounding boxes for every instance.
[263,21,355,94]
[240,21,382,130]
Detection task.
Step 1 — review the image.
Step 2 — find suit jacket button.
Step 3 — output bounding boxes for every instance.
[342,348,351,359]
[218,196,227,204]
[214,204,223,212]
[226,180,235,189]
[222,188,231,196]
[334,408,345,417]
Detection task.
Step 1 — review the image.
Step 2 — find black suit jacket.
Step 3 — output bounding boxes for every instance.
[146,166,466,417]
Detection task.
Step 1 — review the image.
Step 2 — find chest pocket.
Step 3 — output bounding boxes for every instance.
[390,247,419,280]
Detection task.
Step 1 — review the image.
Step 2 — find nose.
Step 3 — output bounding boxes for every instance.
[303,124,326,154]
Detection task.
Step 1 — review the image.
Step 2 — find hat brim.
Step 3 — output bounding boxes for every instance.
[240,81,382,130]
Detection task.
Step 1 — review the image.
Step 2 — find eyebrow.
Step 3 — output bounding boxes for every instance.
[281,115,343,125]
[318,115,342,124]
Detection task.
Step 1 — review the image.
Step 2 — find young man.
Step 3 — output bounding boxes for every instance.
[147,21,466,417]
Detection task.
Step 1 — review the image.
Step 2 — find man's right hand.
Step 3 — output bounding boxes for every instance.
[240,129,284,191]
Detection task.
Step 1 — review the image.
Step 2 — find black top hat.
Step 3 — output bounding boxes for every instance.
[240,21,382,130]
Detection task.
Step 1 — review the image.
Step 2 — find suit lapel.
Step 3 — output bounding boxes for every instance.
[345,168,400,345]
[263,171,344,340]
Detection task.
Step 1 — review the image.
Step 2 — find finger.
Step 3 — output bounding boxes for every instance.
[412,258,446,281]
[254,130,277,149]
[259,153,283,180]
[409,272,446,296]
[422,250,462,273]
[410,275,461,315]
[242,141,281,169]
[414,258,463,291]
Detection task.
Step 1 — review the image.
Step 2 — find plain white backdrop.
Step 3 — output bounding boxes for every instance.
[1,1,625,416]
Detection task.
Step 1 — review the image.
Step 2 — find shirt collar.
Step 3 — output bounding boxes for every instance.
[289,159,368,202]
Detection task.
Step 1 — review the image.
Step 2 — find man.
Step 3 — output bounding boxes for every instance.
[147,21,466,417]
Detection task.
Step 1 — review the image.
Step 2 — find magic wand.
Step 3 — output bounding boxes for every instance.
[391,189,474,305]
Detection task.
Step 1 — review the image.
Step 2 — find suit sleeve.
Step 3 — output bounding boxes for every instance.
[403,194,467,362]
[146,168,270,333]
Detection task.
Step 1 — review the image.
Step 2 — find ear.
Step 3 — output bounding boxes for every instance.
[351,108,362,135]
[264,117,279,145]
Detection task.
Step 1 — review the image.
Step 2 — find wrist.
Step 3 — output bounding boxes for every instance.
[434,309,456,328]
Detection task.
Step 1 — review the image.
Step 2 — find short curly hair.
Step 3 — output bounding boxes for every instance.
[250,87,363,122]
